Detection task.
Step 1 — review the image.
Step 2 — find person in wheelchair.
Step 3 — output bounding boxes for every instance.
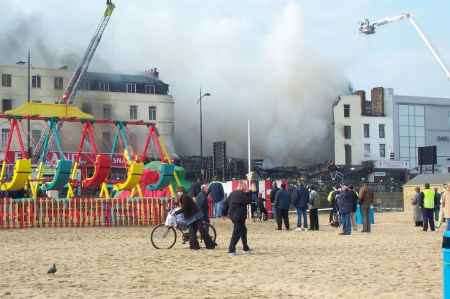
[174,187,215,250]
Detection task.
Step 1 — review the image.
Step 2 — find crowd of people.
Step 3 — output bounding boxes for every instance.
[411,183,450,231]
[269,182,374,235]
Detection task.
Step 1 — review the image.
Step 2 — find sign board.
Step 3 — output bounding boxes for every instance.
[374,160,409,169]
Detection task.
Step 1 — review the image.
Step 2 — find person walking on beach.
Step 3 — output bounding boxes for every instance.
[223,183,252,256]
[348,185,359,231]
[294,183,309,231]
[308,185,319,230]
[434,187,441,223]
[439,184,450,230]
[208,178,225,217]
[359,184,373,233]
[421,183,436,232]
[337,185,354,235]
[195,184,210,223]
[270,182,279,220]
[275,183,290,230]
[411,187,424,227]
[328,186,340,227]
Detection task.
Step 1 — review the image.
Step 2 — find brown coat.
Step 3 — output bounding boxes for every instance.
[359,186,373,207]
[441,191,450,219]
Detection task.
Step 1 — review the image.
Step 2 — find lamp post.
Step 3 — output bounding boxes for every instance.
[197,88,211,179]
[16,49,31,157]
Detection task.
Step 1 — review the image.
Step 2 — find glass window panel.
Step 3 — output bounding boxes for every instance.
[400,147,410,158]
[416,136,425,147]
[409,114,415,125]
[415,105,424,116]
[408,106,415,116]
[416,127,425,137]
[400,137,409,147]
[399,115,409,125]
[399,105,409,116]
[400,126,409,136]
[415,117,424,127]
[409,136,416,145]
[409,126,416,136]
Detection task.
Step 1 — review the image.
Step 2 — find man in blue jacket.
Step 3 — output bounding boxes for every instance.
[337,185,354,235]
[208,178,225,217]
[275,183,291,230]
[294,183,309,231]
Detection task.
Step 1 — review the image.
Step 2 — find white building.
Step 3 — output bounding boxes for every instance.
[333,87,394,167]
[0,64,175,157]
[334,86,450,173]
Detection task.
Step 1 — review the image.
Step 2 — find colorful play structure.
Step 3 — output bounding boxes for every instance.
[0,0,192,229]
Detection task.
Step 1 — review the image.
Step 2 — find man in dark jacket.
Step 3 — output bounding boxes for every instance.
[337,185,354,235]
[275,183,290,230]
[270,182,279,219]
[208,179,225,217]
[195,184,210,223]
[189,178,202,198]
[223,183,252,256]
[294,183,309,230]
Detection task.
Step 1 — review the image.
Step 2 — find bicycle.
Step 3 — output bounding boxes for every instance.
[150,211,217,249]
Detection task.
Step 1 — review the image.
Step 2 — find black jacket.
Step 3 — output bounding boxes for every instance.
[189,182,202,198]
[270,187,279,203]
[223,190,251,223]
[195,191,209,222]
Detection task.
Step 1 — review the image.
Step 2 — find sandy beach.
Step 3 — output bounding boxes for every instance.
[0,212,442,298]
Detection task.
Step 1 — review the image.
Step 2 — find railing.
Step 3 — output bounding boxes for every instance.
[0,197,173,229]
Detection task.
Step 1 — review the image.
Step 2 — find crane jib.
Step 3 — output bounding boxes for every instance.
[61,1,115,105]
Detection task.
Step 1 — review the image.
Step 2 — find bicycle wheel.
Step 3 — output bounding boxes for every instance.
[150,224,177,249]
[197,223,217,243]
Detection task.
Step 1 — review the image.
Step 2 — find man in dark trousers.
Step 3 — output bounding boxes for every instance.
[308,185,319,231]
[275,182,290,230]
[208,178,225,217]
[270,182,279,220]
[294,183,309,231]
[195,184,210,223]
[189,178,202,199]
[421,183,436,232]
[223,183,252,256]
[337,185,354,235]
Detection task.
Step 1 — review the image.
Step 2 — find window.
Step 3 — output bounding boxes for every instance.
[379,124,385,138]
[344,126,351,139]
[98,81,110,92]
[129,105,138,120]
[145,85,155,94]
[81,102,92,114]
[344,104,350,118]
[1,74,12,87]
[363,124,370,138]
[31,130,41,147]
[380,144,386,158]
[2,99,12,112]
[126,83,136,93]
[54,77,63,90]
[32,75,41,88]
[103,104,112,119]
[364,143,371,156]
[148,106,157,121]
[1,128,9,146]
[344,144,352,166]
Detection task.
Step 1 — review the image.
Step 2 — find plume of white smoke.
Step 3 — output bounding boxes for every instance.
[174,2,349,167]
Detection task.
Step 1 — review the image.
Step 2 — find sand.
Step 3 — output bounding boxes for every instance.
[0,212,442,298]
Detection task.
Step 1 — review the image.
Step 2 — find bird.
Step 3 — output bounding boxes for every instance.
[47,264,57,274]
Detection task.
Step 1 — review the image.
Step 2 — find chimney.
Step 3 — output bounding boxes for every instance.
[144,68,159,79]
[371,87,385,116]
[355,90,368,115]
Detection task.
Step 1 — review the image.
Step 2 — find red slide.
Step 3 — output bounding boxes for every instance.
[82,154,112,189]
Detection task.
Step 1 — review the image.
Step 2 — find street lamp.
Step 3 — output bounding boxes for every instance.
[16,49,31,157]
[197,89,211,179]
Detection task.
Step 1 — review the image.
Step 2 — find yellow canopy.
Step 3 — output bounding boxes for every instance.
[5,102,94,120]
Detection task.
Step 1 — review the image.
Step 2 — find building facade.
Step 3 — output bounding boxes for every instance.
[333,87,394,167]
[0,64,175,158]
[334,86,450,173]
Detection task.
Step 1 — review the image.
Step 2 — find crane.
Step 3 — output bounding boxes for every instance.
[60,0,115,104]
[359,13,450,81]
